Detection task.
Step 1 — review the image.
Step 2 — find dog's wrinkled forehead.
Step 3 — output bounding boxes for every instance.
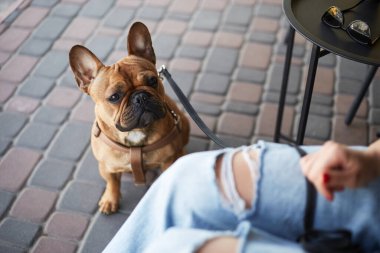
[115,55,157,82]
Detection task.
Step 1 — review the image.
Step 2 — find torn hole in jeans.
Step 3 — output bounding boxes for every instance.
[215,147,260,216]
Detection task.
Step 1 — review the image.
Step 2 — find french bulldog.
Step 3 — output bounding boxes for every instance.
[69,22,190,214]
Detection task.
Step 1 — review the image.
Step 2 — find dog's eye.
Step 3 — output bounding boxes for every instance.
[108,93,121,103]
[146,76,158,88]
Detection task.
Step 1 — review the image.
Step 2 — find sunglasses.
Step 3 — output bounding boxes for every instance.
[321,0,379,46]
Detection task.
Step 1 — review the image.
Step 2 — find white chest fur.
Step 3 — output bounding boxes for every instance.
[126,130,146,145]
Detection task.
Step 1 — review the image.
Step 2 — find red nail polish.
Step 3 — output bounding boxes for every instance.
[323,173,330,184]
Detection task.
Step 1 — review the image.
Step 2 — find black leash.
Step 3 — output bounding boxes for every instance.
[158,65,228,148]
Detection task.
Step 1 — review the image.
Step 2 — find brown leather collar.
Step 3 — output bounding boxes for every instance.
[92,108,181,185]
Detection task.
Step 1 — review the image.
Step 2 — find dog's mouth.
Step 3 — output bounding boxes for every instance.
[116,92,166,132]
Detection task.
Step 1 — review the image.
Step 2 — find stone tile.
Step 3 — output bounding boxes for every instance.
[308,103,333,117]
[85,35,118,61]
[0,217,40,246]
[213,31,243,48]
[0,138,11,156]
[13,6,49,28]
[194,73,230,95]
[79,0,114,18]
[204,47,238,75]
[0,147,41,192]
[31,236,77,253]
[137,5,165,20]
[153,34,180,59]
[254,3,283,18]
[189,113,217,138]
[233,67,267,84]
[103,7,134,29]
[255,103,294,137]
[119,181,148,213]
[190,92,224,105]
[51,3,81,17]
[0,55,38,83]
[276,43,305,58]
[209,134,249,149]
[169,0,198,14]
[70,99,95,122]
[0,51,10,67]
[45,86,81,108]
[262,91,298,105]
[34,50,68,78]
[75,149,104,184]
[369,108,380,125]
[34,16,71,40]
[182,30,213,47]
[48,122,91,161]
[200,0,228,10]
[369,125,380,144]
[10,187,58,223]
[156,19,187,35]
[0,190,14,218]
[162,70,195,99]
[53,38,82,51]
[251,17,279,33]
[29,159,74,190]
[331,116,368,145]
[169,58,201,72]
[335,94,368,118]
[369,77,380,108]
[62,17,99,41]
[5,96,40,114]
[304,114,331,140]
[0,28,30,52]
[191,101,221,116]
[0,112,28,138]
[31,0,59,7]
[313,66,335,95]
[187,136,210,153]
[239,42,272,70]
[20,38,53,56]
[58,181,104,214]
[0,83,16,104]
[16,122,57,149]
[192,10,221,31]
[0,242,26,253]
[222,101,260,115]
[80,212,128,253]
[58,70,77,87]
[227,82,262,104]
[45,212,89,240]
[339,59,368,82]
[224,5,252,26]
[18,76,55,98]
[267,63,301,94]
[217,112,255,137]
[33,106,69,125]
[336,78,363,95]
[249,31,277,44]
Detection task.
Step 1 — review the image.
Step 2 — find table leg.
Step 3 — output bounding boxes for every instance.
[274,26,295,143]
[296,45,320,145]
[344,66,378,125]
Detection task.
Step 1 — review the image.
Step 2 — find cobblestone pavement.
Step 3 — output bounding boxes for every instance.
[0,0,379,252]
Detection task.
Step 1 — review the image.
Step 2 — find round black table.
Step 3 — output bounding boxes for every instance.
[274,0,380,144]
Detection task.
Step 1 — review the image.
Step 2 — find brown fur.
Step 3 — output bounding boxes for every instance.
[69,22,189,214]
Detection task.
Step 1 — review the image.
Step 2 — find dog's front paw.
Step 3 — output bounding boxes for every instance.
[98,190,120,215]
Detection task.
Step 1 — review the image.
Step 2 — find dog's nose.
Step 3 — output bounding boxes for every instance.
[132,92,149,105]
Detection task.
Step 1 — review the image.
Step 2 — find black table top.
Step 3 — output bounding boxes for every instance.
[283,0,380,66]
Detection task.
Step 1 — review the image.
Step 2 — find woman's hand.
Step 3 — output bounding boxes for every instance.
[300,141,380,201]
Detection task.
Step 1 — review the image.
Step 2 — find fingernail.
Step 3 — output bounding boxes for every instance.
[323,173,330,184]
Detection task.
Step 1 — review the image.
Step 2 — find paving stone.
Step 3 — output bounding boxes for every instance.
[48,122,91,161]
[162,70,195,99]
[20,38,53,57]
[13,7,49,28]
[79,212,128,253]
[224,5,252,26]
[262,91,298,105]
[58,181,104,214]
[5,96,40,114]
[276,44,305,58]
[190,92,224,105]
[332,116,368,146]
[62,17,99,41]
[16,122,57,149]
[369,108,380,125]
[182,30,213,47]
[318,53,337,67]
[233,67,267,84]
[18,76,55,98]
[51,3,81,17]
[34,106,69,125]
[0,112,28,138]
[58,70,77,87]
[189,113,217,138]
[0,217,41,247]
[169,0,198,14]
[156,19,188,35]
[34,50,68,78]
[311,93,333,106]
[169,58,201,72]
[217,112,255,137]
[307,103,333,117]
[256,103,294,137]
[303,114,331,140]
[31,0,59,7]
[239,43,272,69]
[34,16,71,40]
[118,181,148,213]
[369,78,380,108]
[191,101,221,116]
[0,55,38,83]
[336,78,363,95]
[227,82,262,104]
[267,63,301,94]
[192,10,221,31]
[0,51,10,67]
[80,0,115,18]
[213,31,243,48]
[0,28,30,52]
[10,187,57,223]
[31,236,77,253]
[0,242,25,253]
[152,34,180,59]
[222,100,260,115]
[194,73,230,95]
[137,5,165,20]
[103,8,134,29]
[249,31,277,44]
[45,212,89,240]
[335,94,368,118]
[0,190,14,218]
[29,159,74,190]
[0,138,11,156]
[186,136,210,153]
[313,66,335,96]
[204,47,238,75]
[254,3,283,18]
[209,134,249,149]
[339,59,368,82]
[85,35,117,61]
[45,86,81,108]
[251,16,279,33]
[70,99,95,122]
[75,149,104,184]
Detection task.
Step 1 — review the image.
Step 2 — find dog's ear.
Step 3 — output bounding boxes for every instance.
[69,45,104,94]
[127,22,156,65]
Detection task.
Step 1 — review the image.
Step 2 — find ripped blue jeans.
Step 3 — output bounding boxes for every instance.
[103,141,380,253]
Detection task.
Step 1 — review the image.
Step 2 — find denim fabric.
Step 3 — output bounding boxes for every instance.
[103,141,380,253]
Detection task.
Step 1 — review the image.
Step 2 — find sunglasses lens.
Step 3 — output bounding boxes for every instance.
[322,6,344,27]
[347,20,371,44]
